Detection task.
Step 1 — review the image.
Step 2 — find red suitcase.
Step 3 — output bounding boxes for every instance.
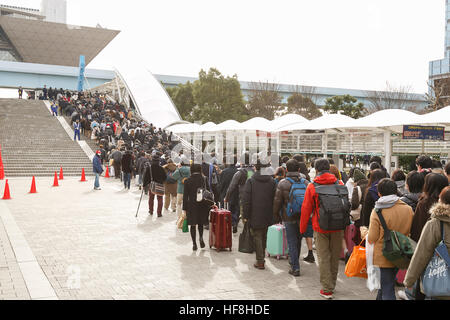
[209,206,232,252]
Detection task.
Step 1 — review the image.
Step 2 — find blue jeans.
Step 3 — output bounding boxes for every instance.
[376,267,398,300]
[123,172,131,189]
[94,173,100,189]
[284,220,302,271]
[74,130,80,141]
[229,202,239,227]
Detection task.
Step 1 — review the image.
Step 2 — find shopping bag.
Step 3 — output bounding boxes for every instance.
[110,166,115,177]
[366,236,381,292]
[182,218,189,233]
[176,212,185,230]
[238,222,254,254]
[345,239,367,278]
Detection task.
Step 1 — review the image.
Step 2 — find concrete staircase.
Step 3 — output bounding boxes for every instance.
[0,99,94,177]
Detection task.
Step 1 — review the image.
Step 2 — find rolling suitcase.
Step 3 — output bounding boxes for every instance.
[266,224,289,260]
[209,205,232,252]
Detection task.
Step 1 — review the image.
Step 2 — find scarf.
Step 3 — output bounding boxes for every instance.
[374,195,400,209]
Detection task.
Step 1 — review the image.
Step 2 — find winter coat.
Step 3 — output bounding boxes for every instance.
[300,172,344,234]
[400,192,421,213]
[218,165,238,205]
[404,202,450,299]
[360,182,380,227]
[111,150,123,164]
[411,197,439,242]
[273,172,310,223]
[351,179,368,228]
[242,171,276,230]
[225,167,255,205]
[367,200,414,268]
[121,152,133,173]
[182,173,212,226]
[93,155,103,174]
[172,165,191,194]
[163,162,178,195]
[142,161,166,187]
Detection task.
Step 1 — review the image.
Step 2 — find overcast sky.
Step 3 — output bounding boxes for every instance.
[3,0,447,93]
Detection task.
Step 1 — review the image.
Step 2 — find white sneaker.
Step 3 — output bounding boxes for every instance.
[397,290,409,300]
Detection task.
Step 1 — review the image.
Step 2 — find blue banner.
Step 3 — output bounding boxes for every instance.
[77,55,85,92]
[402,125,445,140]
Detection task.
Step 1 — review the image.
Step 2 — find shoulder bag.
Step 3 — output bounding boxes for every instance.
[375,208,416,269]
[150,166,165,196]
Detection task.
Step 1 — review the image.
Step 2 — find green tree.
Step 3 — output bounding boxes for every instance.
[165,82,196,120]
[323,94,365,119]
[287,93,322,120]
[190,68,249,123]
[247,81,282,120]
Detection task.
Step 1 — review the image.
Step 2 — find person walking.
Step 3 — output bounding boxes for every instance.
[110,148,123,180]
[218,155,239,233]
[93,150,103,190]
[18,86,23,99]
[399,171,425,213]
[404,186,450,300]
[300,158,347,299]
[121,149,133,190]
[410,173,448,242]
[144,155,166,217]
[242,160,276,270]
[273,159,309,276]
[361,179,414,300]
[360,169,386,228]
[73,119,81,141]
[172,155,191,219]
[163,159,178,212]
[51,102,58,116]
[182,164,212,251]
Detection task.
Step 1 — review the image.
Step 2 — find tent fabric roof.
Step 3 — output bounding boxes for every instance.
[165,108,450,133]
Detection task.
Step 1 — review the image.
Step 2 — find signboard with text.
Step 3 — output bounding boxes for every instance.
[402,125,445,141]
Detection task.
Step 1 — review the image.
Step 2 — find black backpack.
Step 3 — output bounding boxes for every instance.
[314,181,351,231]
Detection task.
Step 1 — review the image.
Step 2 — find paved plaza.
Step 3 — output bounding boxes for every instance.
[0,176,378,300]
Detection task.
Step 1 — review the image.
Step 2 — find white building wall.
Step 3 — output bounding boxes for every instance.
[40,0,66,24]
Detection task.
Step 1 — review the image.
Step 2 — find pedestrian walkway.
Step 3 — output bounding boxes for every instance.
[0,177,377,300]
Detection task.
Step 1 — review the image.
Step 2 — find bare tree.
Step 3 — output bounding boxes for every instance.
[365,81,417,113]
[425,79,446,112]
[247,81,283,120]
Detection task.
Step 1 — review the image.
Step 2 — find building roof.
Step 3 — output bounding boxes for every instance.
[0,15,119,67]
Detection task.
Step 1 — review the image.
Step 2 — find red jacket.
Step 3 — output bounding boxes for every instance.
[300,172,344,234]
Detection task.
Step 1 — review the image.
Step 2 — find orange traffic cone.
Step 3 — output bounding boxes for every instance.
[0,146,4,180]
[29,176,37,194]
[2,179,11,200]
[59,167,64,180]
[53,171,59,187]
[105,166,110,178]
[80,168,87,182]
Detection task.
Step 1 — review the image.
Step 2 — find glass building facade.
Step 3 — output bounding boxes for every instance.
[429,0,450,78]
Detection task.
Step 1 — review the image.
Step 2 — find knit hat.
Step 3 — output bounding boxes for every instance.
[353,169,366,183]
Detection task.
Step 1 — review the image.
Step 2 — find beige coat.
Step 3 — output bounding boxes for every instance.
[404,202,450,299]
[367,200,414,268]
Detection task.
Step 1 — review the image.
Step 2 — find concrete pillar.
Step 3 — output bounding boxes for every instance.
[384,130,392,174]
[322,132,328,158]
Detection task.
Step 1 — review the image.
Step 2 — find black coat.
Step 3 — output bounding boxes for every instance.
[242,171,276,230]
[182,173,212,226]
[218,165,238,205]
[121,152,133,173]
[143,162,166,187]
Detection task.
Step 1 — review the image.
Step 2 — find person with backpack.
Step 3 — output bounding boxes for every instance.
[273,159,309,276]
[225,152,255,228]
[300,158,350,299]
[163,159,178,213]
[360,179,414,300]
[404,186,450,300]
[242,160,276,270]
[172,155,191,219]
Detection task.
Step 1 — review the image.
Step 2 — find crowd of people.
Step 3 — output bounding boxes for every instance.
[45,88,450,301]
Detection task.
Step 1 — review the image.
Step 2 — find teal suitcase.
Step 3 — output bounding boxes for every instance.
[266,224,289,259]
